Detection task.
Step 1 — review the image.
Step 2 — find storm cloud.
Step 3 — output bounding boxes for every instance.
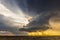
[18,0,60,31]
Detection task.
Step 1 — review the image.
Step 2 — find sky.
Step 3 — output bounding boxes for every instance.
[0,0,60,35]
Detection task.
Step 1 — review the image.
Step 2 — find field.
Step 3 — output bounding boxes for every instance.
[0,36,60,40]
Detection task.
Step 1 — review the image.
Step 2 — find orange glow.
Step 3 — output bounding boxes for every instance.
[27,29,60,36]
[27,31,42,36]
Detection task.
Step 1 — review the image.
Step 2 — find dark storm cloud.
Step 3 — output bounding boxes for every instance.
[19,0,60,31]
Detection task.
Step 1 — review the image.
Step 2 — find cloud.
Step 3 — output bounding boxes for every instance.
[17,0,60,32]
[0,0,31,35]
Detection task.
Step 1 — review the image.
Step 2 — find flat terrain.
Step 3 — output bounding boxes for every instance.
[0,36,60,40]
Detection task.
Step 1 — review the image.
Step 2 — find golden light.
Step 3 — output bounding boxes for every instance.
[27,29,60,36]
[49,16,60,31]
[27,31,42,36]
